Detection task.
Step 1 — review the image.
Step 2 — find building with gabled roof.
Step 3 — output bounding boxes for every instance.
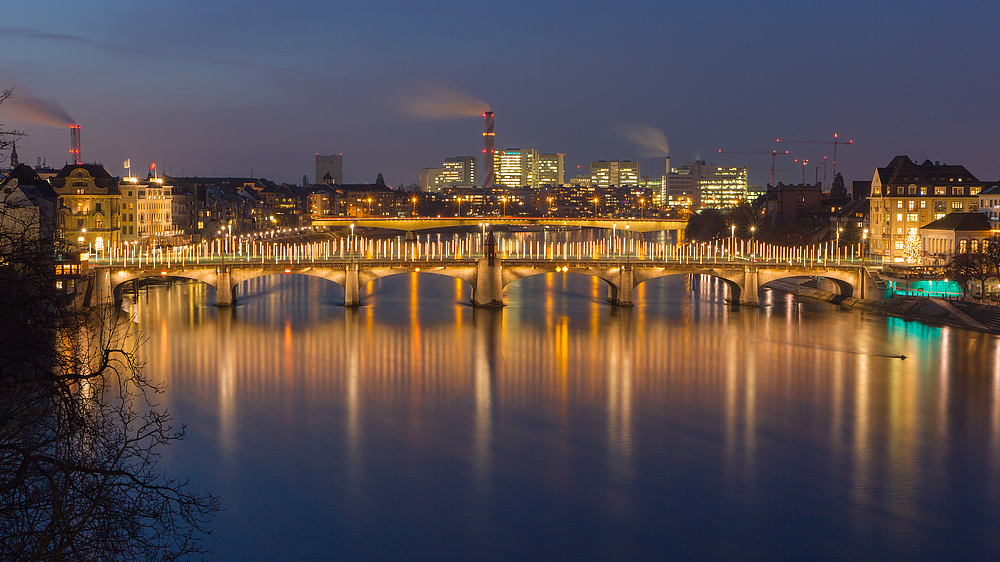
[50,163,121,251]
[920,212,994,264]
[868,156,983,262]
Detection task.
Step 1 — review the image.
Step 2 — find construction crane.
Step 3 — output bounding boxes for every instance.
[717,149,790,186]
[775,134,853,179]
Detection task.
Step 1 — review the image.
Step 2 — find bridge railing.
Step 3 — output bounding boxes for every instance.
[90,234,872,269]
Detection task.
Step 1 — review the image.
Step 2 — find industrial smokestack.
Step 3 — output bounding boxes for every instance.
[69,124,81,165]
[483,111,494,189]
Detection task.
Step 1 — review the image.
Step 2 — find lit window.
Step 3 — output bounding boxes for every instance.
[896,213,903,222]
[952,201,963,209]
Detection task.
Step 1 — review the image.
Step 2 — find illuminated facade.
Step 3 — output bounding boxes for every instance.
[662,157,698,207]
[661,158,747,209]
[51,164,121,250]
[590,160,640,189]
[699,166,748,208]
[119,176,175,242]
[869,156,982,262]
[440,156,478,187]
[536,153,565,187]
[494,148,539,189]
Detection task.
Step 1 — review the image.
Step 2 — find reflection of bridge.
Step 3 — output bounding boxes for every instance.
[311,217,688,236]
[92,256,881,308]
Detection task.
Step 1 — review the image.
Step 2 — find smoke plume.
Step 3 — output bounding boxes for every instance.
[402,82,489,119]
[5,87,75,127]
[620,124,670,157]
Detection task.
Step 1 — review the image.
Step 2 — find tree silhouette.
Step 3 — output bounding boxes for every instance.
[1,90,218,561]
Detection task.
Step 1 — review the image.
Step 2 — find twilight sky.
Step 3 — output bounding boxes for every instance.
[2,0,998,188]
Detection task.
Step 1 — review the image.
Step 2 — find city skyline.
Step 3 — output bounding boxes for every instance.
[2,1,998,188]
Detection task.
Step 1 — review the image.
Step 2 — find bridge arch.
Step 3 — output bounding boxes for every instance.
[501,265,617,301]
[632,267,750,305]
[355,267,477,303]
[756,269,858,298]
[105,268,224,305]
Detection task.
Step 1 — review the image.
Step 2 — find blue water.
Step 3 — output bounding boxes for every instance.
[133,272,1000,560]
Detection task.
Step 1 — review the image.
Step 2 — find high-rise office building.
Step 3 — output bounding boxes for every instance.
[441,156,478,187]
[590,160,640,189]
[662,158,747,208]
[494,148,539,189]
[315,153,343,185]
[536,153,565,187]
[699,166,748,208]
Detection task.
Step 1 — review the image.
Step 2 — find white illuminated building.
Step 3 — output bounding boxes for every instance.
[119,175,175,243]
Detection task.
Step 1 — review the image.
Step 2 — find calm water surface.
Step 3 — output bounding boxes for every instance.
[132,270,1000,560]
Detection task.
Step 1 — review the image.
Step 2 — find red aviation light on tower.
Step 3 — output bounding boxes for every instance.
[69,124,81,165]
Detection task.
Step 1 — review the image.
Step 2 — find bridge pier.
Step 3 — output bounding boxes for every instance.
[739,266,759,306]
[344,265,360,307]
[216,267,235,306]
[92,267,115,308]
[473,258,504,307]
[608,266,634,307]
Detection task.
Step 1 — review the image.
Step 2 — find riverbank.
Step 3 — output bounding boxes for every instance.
[768,279,999,334]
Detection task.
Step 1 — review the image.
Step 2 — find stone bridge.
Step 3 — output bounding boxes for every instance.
[90,258,883,309]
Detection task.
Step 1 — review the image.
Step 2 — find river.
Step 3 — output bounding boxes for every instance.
[131,268,1000,560]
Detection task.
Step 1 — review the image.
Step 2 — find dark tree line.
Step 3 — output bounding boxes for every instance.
[2,89,218,561]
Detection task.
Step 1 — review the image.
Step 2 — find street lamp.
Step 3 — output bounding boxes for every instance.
[593,197,599,218]
[639,197,645,219]
[411,196,418,217]
[350,223,355,260]
[456,196,463,218]
[501,196,508,217]
[837,227,843,264]
[366,197,373,217]
[547,196,554,216]
[862,228,868,260]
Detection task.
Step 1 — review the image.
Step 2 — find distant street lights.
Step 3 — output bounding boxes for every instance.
[547,197,554,216]
[501,196,508,216]
[411,196,418,217]
[592,197,599,218]
[456,196,463,218]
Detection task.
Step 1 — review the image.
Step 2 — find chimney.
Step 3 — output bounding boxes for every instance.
[70,125,81,165]
[483,112,494,189]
